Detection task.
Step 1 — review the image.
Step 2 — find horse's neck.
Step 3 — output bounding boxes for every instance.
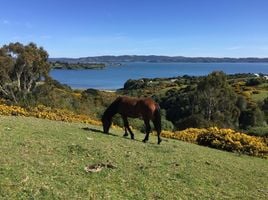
[106,104,118,118]
[107,109,117,118]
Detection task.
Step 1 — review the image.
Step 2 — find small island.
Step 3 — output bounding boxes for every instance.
[50,61,106,70]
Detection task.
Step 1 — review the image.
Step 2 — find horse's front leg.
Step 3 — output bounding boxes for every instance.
[123,127,128,137]
[143,119,151,143]
[128,126,134,140]
[122,116,134,139]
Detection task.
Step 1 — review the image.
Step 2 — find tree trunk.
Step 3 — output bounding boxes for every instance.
[26,78,33,93]
[0,84,18,103]
[16,72,21,91]
[0,85,9,96]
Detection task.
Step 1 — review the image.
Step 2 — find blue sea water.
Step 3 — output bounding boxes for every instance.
[50,62,268,90]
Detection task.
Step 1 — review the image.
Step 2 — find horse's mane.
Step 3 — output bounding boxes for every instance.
[102,97,121,120]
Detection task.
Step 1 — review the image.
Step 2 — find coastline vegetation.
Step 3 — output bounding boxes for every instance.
[50,61,106,70]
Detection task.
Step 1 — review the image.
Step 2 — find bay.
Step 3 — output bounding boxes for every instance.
[50,62,268,90]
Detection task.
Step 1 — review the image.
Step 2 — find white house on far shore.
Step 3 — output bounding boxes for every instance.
[254,73,260,77]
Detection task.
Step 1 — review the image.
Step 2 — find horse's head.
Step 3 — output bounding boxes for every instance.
[102,98,119,133]
[101,115,112,134]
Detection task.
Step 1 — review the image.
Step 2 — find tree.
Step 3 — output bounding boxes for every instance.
[195,71,240,128]
[262,97,268,124]
[0,42,50,103]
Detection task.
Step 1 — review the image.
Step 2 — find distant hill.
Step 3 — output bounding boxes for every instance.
[49,55,268,63]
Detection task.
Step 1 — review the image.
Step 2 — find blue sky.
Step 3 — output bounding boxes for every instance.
[1,0,268,58]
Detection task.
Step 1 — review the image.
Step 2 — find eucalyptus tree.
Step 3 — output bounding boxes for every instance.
[0,42,50,103]
[196,71,240,127]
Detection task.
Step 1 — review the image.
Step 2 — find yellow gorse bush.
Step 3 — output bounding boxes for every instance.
[162,127,268,158]
[0,104,29,116]
[0,104,101,126]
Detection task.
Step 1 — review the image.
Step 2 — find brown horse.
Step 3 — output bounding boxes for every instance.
[101,96,162,144]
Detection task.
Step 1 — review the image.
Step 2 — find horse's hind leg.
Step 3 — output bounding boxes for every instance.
[122,116,128,137]
[157,131,162,144]
[153,120,162,145]
[143,119,151,143]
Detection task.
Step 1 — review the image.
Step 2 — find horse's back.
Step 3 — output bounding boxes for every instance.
[117,96,158,119]
[118,96,156,108]
[138,97,159,118]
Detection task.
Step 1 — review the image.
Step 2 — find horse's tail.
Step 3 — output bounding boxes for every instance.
[153,104,162,133]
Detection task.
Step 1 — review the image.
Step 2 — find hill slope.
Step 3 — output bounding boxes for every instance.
[49,55,268,63]
[0,116,267,199]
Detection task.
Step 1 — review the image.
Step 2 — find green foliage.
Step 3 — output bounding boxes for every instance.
[247,126,268,137]
[263,97,268,123]
[161,118,174,132]
[175,114,212,130]
[124,79,147,90]
[0,42,50,103]
[51,61,105,69]
[262,97,268,112]
[159,71,242,130]
[245,78,263,86]
[236,95,248,111]
[122,73,268,133]
[196,71,239,126]
[239,107,266,129]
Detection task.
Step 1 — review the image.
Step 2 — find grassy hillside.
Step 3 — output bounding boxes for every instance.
[0,116,267,199]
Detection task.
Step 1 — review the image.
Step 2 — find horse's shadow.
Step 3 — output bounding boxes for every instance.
[81,127,150,143]
[82,127,118,137]
[82,127,103,134]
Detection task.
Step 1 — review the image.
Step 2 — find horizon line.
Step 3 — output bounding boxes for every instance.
[49,55,268,59]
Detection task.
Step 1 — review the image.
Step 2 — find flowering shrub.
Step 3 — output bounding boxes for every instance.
[0,103,101,126]
[161,127,268,158]
[197,127,267,157]
[0,104,29,116]
[161,128,207,143]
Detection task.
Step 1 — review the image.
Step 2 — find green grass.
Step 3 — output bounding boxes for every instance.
[0,116,268,199]
[251,90,268,102]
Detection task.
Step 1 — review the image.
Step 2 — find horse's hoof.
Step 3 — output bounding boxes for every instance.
[157,140,162,145]
[131,136,134,140]
[142,139,147,143]
[123,134,128,137]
